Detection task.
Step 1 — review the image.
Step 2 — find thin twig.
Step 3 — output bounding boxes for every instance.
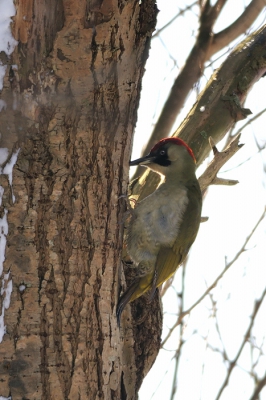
[224,107,266,148]
[152,2,198,39]
[169,264,186,400]
[221,146,266,173]
[215,287,266,400]
[161,208,266,346]
[198,134,244,194]
[208,290,229,362]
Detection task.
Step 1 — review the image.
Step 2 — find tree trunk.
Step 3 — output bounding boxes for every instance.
[0,1,160,399]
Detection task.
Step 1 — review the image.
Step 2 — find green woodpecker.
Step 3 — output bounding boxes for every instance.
[117,138,202,325]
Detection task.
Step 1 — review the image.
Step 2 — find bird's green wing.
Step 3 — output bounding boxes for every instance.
[151,180,202,296]
[125,245,182,303]
[118,180,202,311]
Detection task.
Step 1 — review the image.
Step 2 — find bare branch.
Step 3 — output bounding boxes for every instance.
[198,134,244,194]
[209,292,229,362]
[169,263,186,400]
[152,2,198,39]
[215,288,266,400]
[208,0,266,58]
[134,1,265,176]
[222,146,266,173]
[217,108,266,172]
[249,372,266,400]
[222,106,266,149]
[160,275,174,297]
[211,177,239,185]
[209,136,219,154]
[134,0,228,176]
[131,26,266,194]
[231,107,266,139]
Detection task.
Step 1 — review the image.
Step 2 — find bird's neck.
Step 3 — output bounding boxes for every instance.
[163,165,197,187]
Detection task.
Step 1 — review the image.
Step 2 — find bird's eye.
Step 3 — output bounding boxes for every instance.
[160,150,166,156]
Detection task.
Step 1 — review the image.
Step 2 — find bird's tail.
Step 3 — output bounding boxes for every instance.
[116,273,155,326]
[116,279,141,327]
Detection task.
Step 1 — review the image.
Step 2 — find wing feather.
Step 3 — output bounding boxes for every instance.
[148,180,202,295]
[118,180,202,309]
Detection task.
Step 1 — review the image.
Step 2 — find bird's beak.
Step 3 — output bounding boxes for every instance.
[129,154,155,166]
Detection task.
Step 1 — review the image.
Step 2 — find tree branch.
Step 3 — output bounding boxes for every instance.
[249,372,266,400]
[134,0,228,175]
[134,1,265,179]
[208,0,266,58]
[152,2,198,39]
[130,26,266,201]
[198,134,244,195]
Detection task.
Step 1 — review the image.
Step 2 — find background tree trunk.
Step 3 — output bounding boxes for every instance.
[0,1,159,399]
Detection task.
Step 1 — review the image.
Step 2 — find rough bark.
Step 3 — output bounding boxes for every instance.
[0,1,159,399]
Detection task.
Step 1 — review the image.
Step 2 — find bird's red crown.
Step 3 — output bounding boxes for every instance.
[150,138,196,163]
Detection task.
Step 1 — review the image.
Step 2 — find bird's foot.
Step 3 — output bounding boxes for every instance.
[119,195,137,213]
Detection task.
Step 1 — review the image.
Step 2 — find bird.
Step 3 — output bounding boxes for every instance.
[117,137,202,326]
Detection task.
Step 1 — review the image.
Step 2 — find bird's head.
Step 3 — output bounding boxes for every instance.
[130,138,196,178]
